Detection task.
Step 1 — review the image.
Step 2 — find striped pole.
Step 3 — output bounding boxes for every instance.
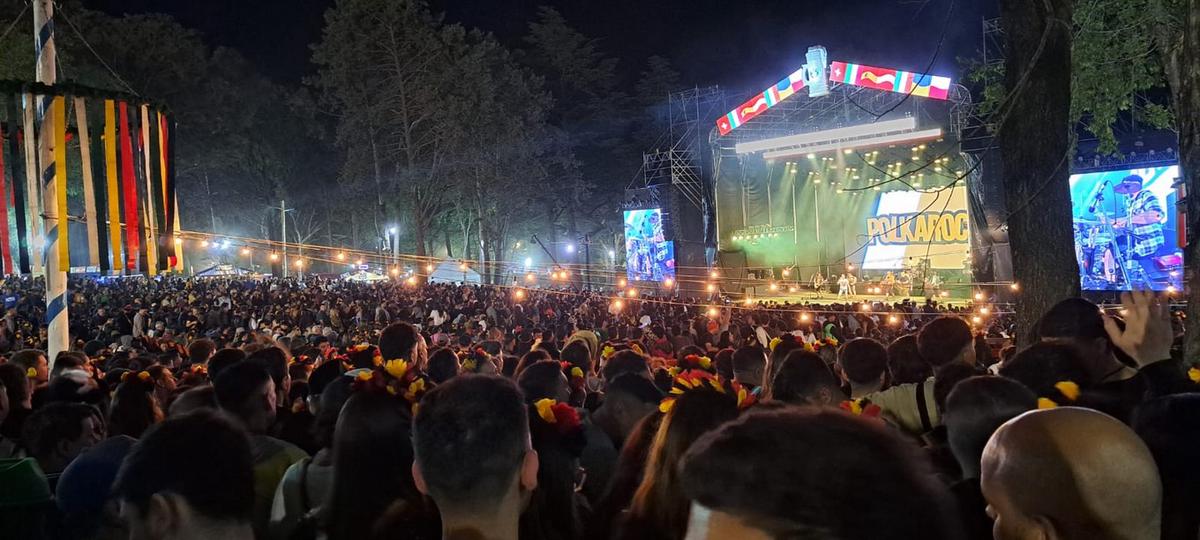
[33,0,69,362]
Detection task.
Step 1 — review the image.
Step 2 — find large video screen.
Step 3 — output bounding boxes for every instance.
[1069,165,1183,291]
[624,209,676,282]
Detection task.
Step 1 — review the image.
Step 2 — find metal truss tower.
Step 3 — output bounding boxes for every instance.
[641,86,728,211]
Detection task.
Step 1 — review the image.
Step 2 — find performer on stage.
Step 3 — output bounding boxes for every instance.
[837,274,850,298]
[847,273,858,296]
[811,271,826,292]
[882,271,896,298]
[1110,174,1165,283]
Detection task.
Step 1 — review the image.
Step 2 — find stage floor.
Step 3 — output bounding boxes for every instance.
[745,289,971,306]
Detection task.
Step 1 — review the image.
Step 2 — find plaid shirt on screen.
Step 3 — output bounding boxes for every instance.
[1128,190,1164,257]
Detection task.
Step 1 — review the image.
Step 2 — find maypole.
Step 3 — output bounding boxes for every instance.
[34,0,70,364]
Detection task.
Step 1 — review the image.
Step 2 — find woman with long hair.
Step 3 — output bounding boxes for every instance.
[108,371,164,439]
[520,399,588,540]
[324,391,436,540]
[617,385,741,540]
[588,412,662,540]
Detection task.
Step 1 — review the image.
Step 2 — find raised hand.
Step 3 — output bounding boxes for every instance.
[1102,290,1173,366]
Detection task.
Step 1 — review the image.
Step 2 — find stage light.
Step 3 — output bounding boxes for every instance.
[706,283,716,292]
[807,153,816,159]
[627,288,638,298]
[769,282,779,291]
[337,252,346,261]
[241,248,251,256]
[1010,282,1020,291]
[618,278,627,287]
[425,263,434,273]
[738,118,917,154]
[663,278,674,288]
[788,286,797,293]
[974,292,984,301]
[762,128,945,161]
[269,253,279,261]
[843,148,853,155]
[526,273,535,282]
[707,307,719,318]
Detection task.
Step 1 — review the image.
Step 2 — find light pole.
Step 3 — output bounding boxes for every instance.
[389,226,398,269]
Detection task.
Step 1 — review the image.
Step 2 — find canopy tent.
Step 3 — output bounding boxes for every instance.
[194,264,262,279]
[429,261,482,285]
[341,269,389,282]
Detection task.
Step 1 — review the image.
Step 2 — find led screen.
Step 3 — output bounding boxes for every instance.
[1069,165,1182,291]
[624,209,675,282]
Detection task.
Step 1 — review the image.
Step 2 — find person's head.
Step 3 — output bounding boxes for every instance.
[167,385,216,418]
[764,334,805,389]
[0,363,31,409]
[630,385,741,539]
[680,407,962,540]
[21,402,103,474]
[982,408,1161,540]
[932,362,981,413]
[51,351,88,378]
[413,375,537,518]
[427,347,460,384]
[246,346,289,398]
[379,322,419,363]
[602,349,651,381]
[187,338,217,365]
[597,374,662,439]
[943,376,1036,479]
[1132,394,1200,540]
[515,349,551,376]
[55,435,137,540]
[917,317,975,367]
[521,399,587,540]
[837,337,889,390]
[212,362,276,433]
[518,360,569,403]
[712,348,735,380]
[998,343,1091,409]
[207,348,246,380]
[327,391,424,540]
[768,350,843,405]
[109,375,164,439]
[887,334,932,385]
[11,349,49,384]
[1034,298,1126,372]
[730,346,766,389]
[560,339,591,374]
[112,411,254,540]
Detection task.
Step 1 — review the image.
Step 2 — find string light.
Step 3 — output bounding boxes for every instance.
[663,278,674,288]
[336,252,346,261]
[769,282,779,291]
[799,313,810,322]
[706,283,716,292]
[406,276,417,285]
[974,292,985,301]
[971,315,983,324]
[710,270,719,279]
[618,278,627,287]
[173,237,182,245]
[707,307,719,318]
[1166,285,1177,294]
[459,262,469,271]
[627,288,638,298]
[269,253,279,261]
[514,289,525,300]
[390,267,400,276]
[788,286,798,293]
[744,297,754,306]
[979,307,990,315]
[782,269,791,277]
[612,299,624,310]
[525,273,535,282]
[939,291,950,297]
[294,259,304,268]
[426,264,434,273]
[888,315,899,324]
[201,240,210,248]
[1009,282,1020,291]
[241,248,251,256]
[860,303,871,312]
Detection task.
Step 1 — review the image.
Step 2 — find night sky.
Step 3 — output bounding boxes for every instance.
[81,0,996,95]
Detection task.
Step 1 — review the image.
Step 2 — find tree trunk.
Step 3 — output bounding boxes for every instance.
[444,226,454,258]
[998,0,1079,345]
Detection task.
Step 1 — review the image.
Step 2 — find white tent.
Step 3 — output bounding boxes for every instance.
[194,264,263,279]
[341,270,389,282]
[428,261,482,284]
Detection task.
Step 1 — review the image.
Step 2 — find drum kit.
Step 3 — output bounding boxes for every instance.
[1074,179,1154,290]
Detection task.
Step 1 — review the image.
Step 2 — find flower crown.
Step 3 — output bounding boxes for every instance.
[121,370,152,383]
[1188,367,1199,384]
[1037,381,1080,410]
[352,358,431,414]
[560,362,586,389]
[533,398,584,436]
[25,367,38,379]
[802,337,839,353]
[659,370,756,413]
[839,397,883,418]
[666,354,713,378]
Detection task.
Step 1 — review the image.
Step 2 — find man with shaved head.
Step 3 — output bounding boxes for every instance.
[981,407,1161,540]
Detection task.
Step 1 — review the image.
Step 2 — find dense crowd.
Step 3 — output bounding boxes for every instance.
[0,276,1196,540]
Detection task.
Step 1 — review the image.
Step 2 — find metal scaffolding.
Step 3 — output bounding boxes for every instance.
[641,86,728,211]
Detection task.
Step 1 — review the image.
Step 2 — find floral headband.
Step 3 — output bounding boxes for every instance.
[659,370,755,413]
[121,370,152,383]
[839,397,883,418]
[665,354,713,378]
[533,398,584,436]
[353,358,431,415]
[1037,381,1080,410]
[560,362,586,389]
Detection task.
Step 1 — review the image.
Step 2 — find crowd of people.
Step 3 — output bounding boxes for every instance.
[0,275,1196,540]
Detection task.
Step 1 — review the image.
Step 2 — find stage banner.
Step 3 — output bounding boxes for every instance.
[73,98,101,268]
[862,186,970,270]
[0,125,12,274]
[7,97,30,274]
[103,100,122,273]
[118,101,140,270]
[21,93,43,274]
[829,61,952,100]
[139,104,158,275]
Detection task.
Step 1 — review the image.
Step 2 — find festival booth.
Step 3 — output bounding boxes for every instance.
[428,261,482,285]
[341,269,389,283]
